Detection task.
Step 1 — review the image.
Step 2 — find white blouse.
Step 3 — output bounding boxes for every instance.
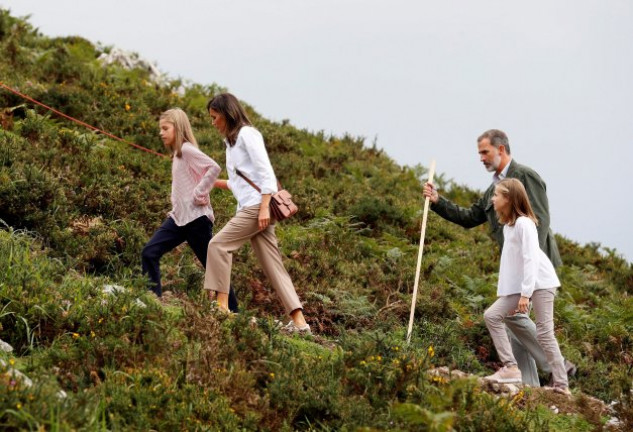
[497,216,560,297]
[225,126,278,212]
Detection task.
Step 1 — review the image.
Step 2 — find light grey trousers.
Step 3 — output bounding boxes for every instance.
[204,205,303,315]
[506,313,550,386]
[484,288,568,388]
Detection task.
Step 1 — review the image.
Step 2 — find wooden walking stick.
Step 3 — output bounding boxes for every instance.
[406,160,436,345]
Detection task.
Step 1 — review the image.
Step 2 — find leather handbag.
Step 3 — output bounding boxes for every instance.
[235,170,298,221]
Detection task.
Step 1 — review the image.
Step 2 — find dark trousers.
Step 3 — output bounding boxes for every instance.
[141,216,238,311]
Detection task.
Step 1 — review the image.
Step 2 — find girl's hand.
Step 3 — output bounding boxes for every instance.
[193,192,209,206]
[258,206,270,231]
[517,296,530,314]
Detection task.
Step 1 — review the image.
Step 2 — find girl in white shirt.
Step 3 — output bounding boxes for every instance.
[141,108,238,310]
[203,93,310,334]
[483,178,569,394]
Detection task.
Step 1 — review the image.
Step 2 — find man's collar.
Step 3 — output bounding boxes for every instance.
[493,158,513,183]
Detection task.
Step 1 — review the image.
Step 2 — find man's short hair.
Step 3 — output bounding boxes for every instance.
[478,129,511,155]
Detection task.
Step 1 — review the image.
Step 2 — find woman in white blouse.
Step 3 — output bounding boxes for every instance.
[204,93,310,334]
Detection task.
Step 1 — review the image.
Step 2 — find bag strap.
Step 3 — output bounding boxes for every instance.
[235,169,283,192]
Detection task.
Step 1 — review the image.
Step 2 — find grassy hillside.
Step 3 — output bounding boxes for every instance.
[1,9,632,431]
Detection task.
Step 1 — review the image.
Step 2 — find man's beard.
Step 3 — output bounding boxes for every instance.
[485,153,501,172]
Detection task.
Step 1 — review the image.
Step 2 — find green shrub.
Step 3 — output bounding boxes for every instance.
[1,9,631,430]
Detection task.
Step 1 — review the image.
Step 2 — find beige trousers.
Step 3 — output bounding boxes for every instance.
[204,205,302,315]
[484,288,568,388]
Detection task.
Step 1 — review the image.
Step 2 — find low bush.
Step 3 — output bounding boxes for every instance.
[1,9,631,430]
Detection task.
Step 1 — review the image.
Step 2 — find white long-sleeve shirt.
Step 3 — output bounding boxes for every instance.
[225,126,278,212]
[168,142,220,226]
[497,216,560,297]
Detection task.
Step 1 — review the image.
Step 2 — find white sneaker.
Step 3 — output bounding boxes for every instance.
[280,321,312,335]
[484,366,522,384]
[550,386,572,396]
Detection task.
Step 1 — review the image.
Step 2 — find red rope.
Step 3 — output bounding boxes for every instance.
[0,81,168,158]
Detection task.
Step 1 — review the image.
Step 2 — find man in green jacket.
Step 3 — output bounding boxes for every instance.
[423,129,573,387]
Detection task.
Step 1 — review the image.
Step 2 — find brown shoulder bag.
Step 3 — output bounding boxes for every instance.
[235,170,298,221]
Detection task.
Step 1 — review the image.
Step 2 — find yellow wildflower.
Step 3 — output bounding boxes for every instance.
[511,390,525,405]
[428,345,435,358]
[72,333,80,339]
[431,375,447,384]
[125,103,131,111]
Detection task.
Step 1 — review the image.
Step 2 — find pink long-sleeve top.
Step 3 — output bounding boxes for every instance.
[168,142,221,226]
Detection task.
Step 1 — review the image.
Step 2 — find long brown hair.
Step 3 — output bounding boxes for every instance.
[160,108,198,158]
[495,178,538,226]
[206,93,252,146]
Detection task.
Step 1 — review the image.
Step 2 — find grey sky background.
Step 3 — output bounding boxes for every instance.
[3,0,632,262]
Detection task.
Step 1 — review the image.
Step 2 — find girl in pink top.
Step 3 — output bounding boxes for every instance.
[141,108,237,310]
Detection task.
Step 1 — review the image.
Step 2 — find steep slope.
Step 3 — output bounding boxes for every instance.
[1,9,632,431]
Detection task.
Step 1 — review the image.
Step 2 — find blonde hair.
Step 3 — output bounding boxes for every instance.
[495,178,538,226]
[159,108,198,157]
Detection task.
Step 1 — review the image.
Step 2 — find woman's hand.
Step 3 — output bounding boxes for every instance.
[259,194,272,231]
[517,296,530,314]
[214,179,229,190]
[258,206,270,231]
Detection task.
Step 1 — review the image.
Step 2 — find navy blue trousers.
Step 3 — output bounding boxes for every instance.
[141,216,238,311]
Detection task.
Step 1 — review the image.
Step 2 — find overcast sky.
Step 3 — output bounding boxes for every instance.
[3,0,632,263]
